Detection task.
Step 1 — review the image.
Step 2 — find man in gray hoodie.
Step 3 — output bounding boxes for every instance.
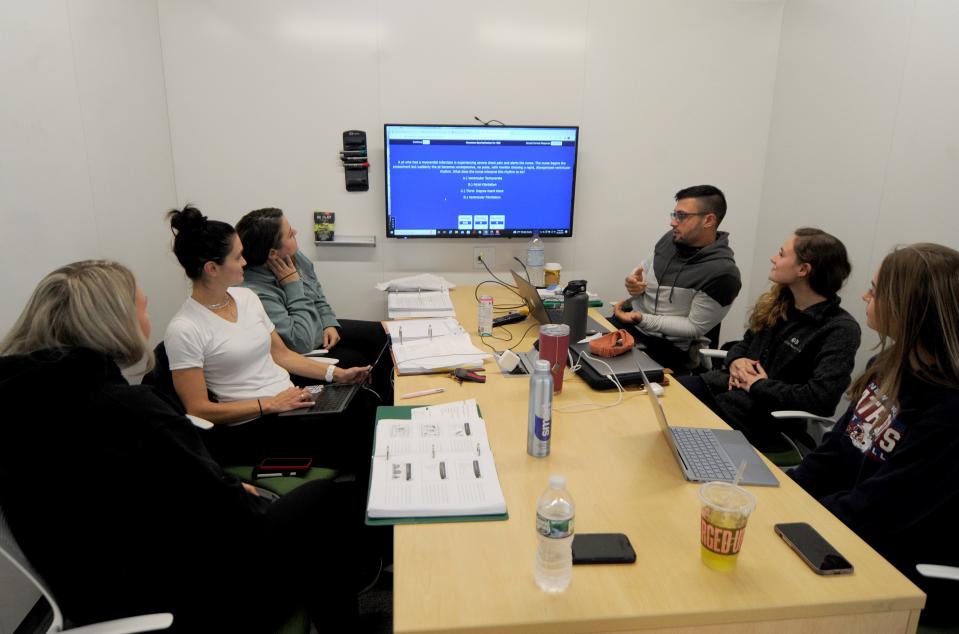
[611,185,741,373]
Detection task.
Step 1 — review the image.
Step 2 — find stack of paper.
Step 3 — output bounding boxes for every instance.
[391,333,489,375]
[367,399,507,520]
[387,289,455,319]
[383,317,465,343]
[376,273,455,292]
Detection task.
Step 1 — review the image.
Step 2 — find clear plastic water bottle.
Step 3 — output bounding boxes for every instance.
[526,231,545,287]
[527,359,553,457]
[534,475,575,592]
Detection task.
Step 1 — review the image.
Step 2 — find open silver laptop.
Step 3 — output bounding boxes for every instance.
[637,367,779,487]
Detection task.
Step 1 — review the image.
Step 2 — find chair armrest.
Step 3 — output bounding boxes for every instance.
[771,410,835,425]
[916,564,959,581]
[699,349,728,359]
[67,613,173,634]
[185,414,214,430]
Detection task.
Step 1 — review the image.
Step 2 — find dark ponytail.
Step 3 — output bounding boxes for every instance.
[167,205,236,280]
[236,207,284,268]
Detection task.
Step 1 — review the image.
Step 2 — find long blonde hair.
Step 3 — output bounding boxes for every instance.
[748,228,851,332]
[848,243,959,408]
[0,260,151,369]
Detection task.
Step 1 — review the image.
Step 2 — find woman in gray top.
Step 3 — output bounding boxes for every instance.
[236,208,393,401]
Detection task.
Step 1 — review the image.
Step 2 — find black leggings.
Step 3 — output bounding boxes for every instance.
[677,375,814,452]
[332,319,394,403]
[211,479,376,631]
[202,389,377,488]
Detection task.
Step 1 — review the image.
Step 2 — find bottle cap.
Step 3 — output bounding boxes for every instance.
[534,359,551,373]
[549,474,566,489]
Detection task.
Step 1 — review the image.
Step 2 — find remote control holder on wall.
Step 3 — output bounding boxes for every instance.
[341,130,369,191]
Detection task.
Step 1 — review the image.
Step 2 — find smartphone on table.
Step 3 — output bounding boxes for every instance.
[774,522,854,575]
[572,533,636,565]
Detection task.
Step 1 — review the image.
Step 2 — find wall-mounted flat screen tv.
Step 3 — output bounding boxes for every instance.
[384,124,579,238]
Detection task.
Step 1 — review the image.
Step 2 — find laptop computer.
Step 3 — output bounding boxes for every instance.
[637,366,779,487]
[279,341,390,417]
[510,270,611,374]
[568,341,664,385]
[510,270,608,332]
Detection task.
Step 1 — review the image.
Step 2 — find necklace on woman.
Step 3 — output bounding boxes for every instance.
[204,294,233,310]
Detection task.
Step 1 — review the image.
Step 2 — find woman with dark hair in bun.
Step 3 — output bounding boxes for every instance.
[163,205,374,469]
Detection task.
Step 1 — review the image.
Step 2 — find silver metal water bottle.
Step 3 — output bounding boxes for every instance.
[528,359,553,457]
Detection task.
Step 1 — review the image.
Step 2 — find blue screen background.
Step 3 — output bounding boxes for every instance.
[386,137,577,235]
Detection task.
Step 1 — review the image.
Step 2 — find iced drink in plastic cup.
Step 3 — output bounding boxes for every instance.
[698,481,756,571]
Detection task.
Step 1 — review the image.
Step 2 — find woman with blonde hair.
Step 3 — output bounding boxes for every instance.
[791,243,959,627]
[679,228,861,452]
[0,260,369,630]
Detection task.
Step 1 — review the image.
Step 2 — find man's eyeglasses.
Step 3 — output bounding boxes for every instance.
[670,211,710,222]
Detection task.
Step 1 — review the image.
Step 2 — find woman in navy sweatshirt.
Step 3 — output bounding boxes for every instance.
[791,243,959,627]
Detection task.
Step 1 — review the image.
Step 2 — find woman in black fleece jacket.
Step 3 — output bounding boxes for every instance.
[680,228,861,451]
[0,261,370,631]
[791,243,959,627]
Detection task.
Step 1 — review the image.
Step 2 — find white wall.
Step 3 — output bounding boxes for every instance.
[156,0,784,330]
[0,0,182,342]
[753,0,959,401]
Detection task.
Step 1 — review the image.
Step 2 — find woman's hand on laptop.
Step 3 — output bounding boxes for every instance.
[264,386,316,414]
[334,365,372,385]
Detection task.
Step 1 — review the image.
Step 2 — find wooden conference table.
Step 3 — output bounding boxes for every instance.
[390,286,924,633]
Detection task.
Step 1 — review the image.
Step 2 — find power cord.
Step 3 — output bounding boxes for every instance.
[553,349,644,413]
[513,256,531,283]
[474,116,505,126]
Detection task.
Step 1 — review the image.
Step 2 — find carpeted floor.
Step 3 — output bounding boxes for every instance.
[357,567,392,633]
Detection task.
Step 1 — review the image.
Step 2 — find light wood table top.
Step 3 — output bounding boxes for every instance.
[391,285,924,633]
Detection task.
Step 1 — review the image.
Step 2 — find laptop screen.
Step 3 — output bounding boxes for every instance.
[510,270,553,325]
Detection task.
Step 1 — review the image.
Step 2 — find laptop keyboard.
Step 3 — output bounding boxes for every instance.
[306,384,355,412]
[670,427,738,481]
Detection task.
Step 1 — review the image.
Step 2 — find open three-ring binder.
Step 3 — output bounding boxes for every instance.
[366,399,508,525]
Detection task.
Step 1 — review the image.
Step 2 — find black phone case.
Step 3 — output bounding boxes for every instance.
[774,523,854,575]
[571,533,637,565]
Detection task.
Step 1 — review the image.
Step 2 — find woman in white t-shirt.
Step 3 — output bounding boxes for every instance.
[164,206,373,466]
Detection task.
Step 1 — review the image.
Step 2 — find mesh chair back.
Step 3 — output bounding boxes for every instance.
[0,504,63,632]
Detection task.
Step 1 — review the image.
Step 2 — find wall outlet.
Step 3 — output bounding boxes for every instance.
[473,247,495,270]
